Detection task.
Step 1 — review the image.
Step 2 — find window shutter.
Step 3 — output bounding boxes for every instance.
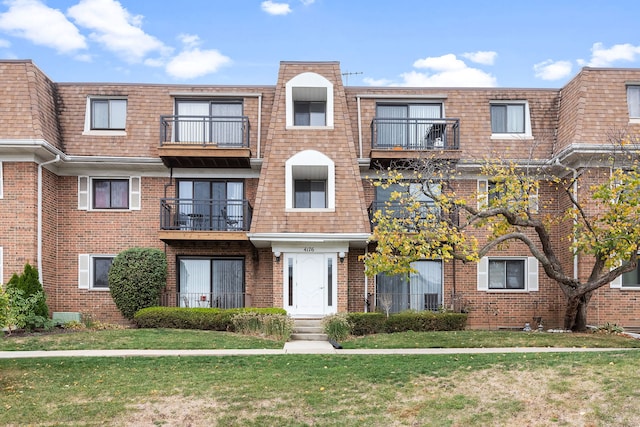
[78,176,89,210]
[528,257,539,291]
[477,179,488,210]
[0,161,4,199]
[130,176,141,210]
[477,257,488,291]
[78,254,90,289]
[528,188,539,213]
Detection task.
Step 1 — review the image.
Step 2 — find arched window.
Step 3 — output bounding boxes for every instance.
[285,150,335,211]
[285,72,334,128]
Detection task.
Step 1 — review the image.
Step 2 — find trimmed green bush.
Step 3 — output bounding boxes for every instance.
[385,311,467,333]
[134,306,287,331]
[346,312,386,335]
[108,247,167,320]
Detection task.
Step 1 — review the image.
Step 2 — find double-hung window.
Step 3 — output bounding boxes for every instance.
[611,253,640,289]
[78,176,141,211]
[93,179,129,209]
[478,257,539,292]
[78,254,114,290]
[489,259,525,289]
[627,85,640,119]
[91,98,127,130]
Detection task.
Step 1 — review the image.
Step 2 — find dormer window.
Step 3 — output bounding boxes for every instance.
[286,72,333,128]
[490,100,532,139]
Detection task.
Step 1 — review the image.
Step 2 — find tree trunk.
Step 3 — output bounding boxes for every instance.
[564,291,592,332]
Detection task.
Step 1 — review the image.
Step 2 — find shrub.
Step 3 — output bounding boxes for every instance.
[109,247,167,320]
[385,311,467,333]
[346,312,386,335]
[4,288,53,332]
[133,306,287,331]
[322,313,350,342]
[6,263,49,318]
[0,285,9,330]
[232,312,294,341]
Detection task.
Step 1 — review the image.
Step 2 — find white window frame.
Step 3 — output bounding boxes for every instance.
[627,85,640,123]
[78,254,115,290]
[490,100,532,139]
[285,150,335,211]
[611,253,640,289]
[78,176,141,211]
[83,96,128,136]
[285,72,334,129]
[477,256,539,292]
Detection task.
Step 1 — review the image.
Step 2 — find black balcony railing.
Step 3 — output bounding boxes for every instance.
[160,115,250,147]
[371,117,459,150]
[374,291,442,314]
[159,291,248,309]
[160,198,252,231]
[368,200,440,227]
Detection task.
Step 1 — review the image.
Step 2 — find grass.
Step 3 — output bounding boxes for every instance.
[341,329,640,349]
[0,328,284,351]
[2,327,639,351]
[2,351,640,426]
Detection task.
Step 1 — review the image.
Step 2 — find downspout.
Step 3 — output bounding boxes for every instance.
[364,245,368,312]
[356,95,363,159]
[257,94,262,159]
[37,155,61,284]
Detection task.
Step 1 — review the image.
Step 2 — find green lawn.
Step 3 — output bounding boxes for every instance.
[0,328,284,351]
[2,327,639,351]
[2,351,640,426]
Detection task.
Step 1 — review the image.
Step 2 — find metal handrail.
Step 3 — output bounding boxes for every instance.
[160,198,252,231]
[371,117,459,150]
[160,115,250,147]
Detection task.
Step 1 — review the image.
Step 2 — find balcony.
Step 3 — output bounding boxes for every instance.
[159,198,252,241]
[159,115,251,168]
[368,200,440,232]
[370,117,460,165]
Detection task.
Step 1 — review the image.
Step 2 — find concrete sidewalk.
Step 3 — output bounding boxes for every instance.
[0,340,637,358]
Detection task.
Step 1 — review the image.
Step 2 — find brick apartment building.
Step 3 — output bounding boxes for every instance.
[1,59,639,329]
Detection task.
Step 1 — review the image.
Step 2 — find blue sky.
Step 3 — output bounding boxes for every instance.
[1,0,639,88]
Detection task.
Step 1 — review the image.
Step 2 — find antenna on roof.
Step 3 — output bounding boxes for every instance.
[341,71,363,86]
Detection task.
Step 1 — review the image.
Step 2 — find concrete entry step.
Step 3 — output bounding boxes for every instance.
[292,318,327,341]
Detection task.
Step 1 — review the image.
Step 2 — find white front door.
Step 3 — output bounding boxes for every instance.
[284,253,337,317]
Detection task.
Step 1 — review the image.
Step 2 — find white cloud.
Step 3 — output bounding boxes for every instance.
[165,48,231,79]
[300,0,315,5]
[397,53,497,87]
[462,51,497,66]
[533,60,572,81]
[583,42,640,67]
[261,1,292,15]
[414,53,467,71]
[68,0,169,63]
[0,38,10,48]
[363,77,393,86]
[178,33,201,49]
[400,68,497,87]
[0,0,86,53]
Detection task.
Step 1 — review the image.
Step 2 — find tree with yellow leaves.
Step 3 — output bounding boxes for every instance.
[364,142,640,331]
